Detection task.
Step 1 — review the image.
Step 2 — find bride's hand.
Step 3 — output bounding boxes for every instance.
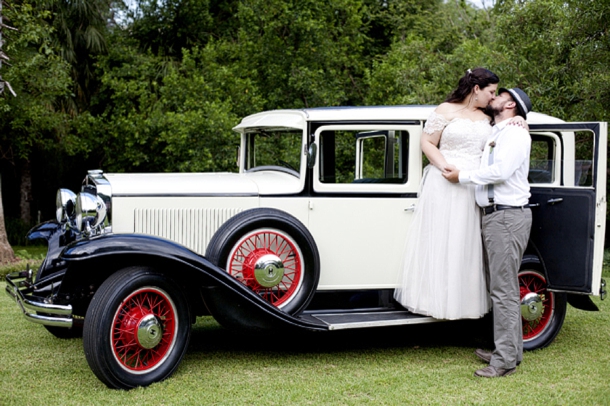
[508,116,529,130]
[442,164,457,173]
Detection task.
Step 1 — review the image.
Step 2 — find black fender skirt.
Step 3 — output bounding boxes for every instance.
[60,233,329,332]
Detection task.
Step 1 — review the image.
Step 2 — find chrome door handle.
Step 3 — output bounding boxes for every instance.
[547,198,563,205]
[405,204,416,212]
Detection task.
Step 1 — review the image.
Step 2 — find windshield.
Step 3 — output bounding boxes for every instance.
[244,128,303,173]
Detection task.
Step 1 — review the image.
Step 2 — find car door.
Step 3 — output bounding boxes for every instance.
[528,122,607,296]
[307,123,423,290]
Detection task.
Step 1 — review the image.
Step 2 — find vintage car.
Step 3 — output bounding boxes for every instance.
[5,105,608,389]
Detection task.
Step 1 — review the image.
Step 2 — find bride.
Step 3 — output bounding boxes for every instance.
[394,68,500,319]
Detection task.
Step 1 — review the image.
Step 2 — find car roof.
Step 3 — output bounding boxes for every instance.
[233,105,564,131]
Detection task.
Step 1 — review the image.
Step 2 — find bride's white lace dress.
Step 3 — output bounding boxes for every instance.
[394,111,492,319]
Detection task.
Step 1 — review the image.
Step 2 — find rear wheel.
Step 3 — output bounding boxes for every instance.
[519,262,567,350]
[83,267,191,389]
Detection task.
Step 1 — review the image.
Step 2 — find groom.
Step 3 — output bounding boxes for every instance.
[443,87,533,378]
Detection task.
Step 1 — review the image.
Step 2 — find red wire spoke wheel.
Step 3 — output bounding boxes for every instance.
[206,208,320,315]
[518,263,566,351]
[111,287,178,373]
[84,268,191,389]
[228,229,304,308]
[519,270,554,341]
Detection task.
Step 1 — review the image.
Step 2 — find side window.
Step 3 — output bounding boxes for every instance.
[573,131,594,186]
[319,129,409,184]
[529,130,595,187]
[529,135,556,184]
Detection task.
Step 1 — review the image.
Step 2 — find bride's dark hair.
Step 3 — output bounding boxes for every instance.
[445,68,500,103]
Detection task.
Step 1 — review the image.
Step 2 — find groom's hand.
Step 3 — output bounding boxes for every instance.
[442,167,460,183]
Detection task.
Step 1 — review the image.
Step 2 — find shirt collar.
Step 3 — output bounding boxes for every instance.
[491,118,511,136]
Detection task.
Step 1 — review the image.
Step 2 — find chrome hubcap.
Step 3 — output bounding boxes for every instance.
[253,254,285,288]
[521,292,544,321]
[137,314,163,349]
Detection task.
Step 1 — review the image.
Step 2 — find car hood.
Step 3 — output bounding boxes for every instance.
[105,171,303,196]
[106,172,260,196]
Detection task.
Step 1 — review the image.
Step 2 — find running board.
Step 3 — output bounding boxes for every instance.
[303,310,439,330]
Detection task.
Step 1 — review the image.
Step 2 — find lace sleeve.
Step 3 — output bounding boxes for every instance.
[423,111,449,135]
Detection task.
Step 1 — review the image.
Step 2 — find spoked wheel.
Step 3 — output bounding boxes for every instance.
[519,264,566,350]
[206,208,320,315]
[83,267,191,389]
[228,228,304,308]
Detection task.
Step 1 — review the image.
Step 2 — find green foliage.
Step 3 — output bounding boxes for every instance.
[86,38,264,172]
[234,0,370,108]
[364,0,497,105]
[488,0,610,122]
[0,1,72,162]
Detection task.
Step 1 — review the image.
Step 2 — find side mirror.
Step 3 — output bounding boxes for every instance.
[307,143,317,168]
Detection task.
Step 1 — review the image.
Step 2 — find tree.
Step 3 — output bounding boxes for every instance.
[364,0,497,105]
[0,0,16,264]
[0,0,72,225]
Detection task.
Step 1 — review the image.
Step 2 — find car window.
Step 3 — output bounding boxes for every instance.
[244,129,302,172]
[529,130,596,187]
[529,135,556,184]
[572,131,594,187]
[319,129,409,184]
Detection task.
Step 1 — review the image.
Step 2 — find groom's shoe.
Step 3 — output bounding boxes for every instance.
[474,349,492,363]
[474,365,516,378]
[474,349,521,366]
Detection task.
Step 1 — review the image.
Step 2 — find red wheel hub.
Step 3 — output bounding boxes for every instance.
[111,287,177,372]
[519,271,554,341]
[228,229,303,307]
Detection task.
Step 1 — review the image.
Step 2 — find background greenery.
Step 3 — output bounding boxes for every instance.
[1,0,609,241]
[1,253,609,405]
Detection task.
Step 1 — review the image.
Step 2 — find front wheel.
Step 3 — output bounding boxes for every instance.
[519,263,567,350]
[83,267,191,389]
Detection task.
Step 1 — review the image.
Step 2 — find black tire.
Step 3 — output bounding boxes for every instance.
[83,267,191,389]
[206,207,320,315]
[519,259,567,350]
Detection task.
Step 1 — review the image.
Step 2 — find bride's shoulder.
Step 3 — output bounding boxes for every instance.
[428,103,453,121]
[434,103,455,116]
[433,103,465,121]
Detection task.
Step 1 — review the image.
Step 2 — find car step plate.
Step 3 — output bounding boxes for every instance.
[308,310,438,330]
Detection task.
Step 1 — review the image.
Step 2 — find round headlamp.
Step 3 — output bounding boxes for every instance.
[75,192,107,233]
[56,189,77,223]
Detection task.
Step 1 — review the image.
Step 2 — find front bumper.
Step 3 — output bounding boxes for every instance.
[5,267,73,328]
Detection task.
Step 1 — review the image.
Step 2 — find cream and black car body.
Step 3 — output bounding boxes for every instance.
[6,106,608,389]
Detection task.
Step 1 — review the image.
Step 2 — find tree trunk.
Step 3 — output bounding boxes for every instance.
[19,160,32,224]
[0,175,16,265]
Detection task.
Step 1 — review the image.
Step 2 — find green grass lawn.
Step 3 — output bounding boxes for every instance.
[1,250,610,405]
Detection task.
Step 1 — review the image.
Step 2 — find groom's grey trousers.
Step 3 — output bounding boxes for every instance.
[482,207,532,370]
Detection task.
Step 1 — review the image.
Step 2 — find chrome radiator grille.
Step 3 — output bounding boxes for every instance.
[134,208,242,254]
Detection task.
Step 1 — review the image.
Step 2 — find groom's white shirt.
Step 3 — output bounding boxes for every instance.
[458,118,531,207]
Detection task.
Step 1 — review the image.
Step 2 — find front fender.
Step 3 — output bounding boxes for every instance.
[59,234,327,331]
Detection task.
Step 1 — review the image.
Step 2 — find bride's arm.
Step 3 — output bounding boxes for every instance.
[421,130,449,171]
